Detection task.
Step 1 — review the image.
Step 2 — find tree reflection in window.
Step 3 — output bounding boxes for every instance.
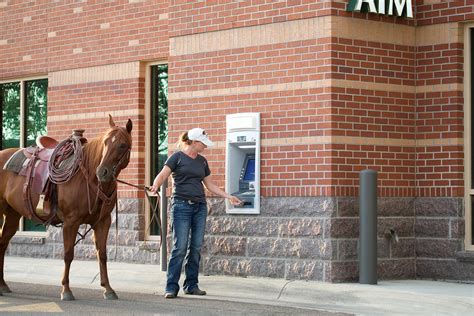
[1,82,20,149]
[150,64,168,236]
[25,79,48,147]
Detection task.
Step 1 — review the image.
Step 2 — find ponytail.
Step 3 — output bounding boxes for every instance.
[176,132,192,150]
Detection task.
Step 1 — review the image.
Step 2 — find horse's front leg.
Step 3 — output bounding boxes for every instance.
[61,223,80,301]
[93,214,118,300]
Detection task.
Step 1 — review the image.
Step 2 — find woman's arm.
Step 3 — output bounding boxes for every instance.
[203,175,242,205]
[150,165,172,193]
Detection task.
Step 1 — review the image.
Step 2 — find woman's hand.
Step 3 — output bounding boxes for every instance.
[150,183,160,194]
[203,176,243,206]
[147,184,161,197]
[150,166,172,196]
[228,195,243,206]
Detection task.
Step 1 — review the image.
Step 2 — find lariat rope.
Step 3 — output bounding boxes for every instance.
[48,136,83,184]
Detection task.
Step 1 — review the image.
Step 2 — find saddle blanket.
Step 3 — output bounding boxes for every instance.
[3,147,52,195]
[3,149,27,174]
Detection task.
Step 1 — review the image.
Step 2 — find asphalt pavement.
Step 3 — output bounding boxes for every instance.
[1,282,341,315]
[3,256,474,315]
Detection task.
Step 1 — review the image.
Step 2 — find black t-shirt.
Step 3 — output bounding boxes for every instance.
[165,151,211,203]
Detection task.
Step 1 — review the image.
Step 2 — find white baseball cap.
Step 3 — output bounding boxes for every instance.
[188,128,214,147]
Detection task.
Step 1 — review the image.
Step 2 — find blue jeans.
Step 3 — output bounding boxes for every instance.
[165,197,207,294]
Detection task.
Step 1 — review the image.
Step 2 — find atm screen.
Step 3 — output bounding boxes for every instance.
[243,158,255,181]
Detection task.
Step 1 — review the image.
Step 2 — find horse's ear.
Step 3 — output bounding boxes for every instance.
[109,114,116,127]
[126,119,133,134]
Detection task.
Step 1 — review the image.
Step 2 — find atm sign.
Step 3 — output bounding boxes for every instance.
[347,0,413,18]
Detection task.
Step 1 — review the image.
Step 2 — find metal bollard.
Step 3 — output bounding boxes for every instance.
[359,169,377,284]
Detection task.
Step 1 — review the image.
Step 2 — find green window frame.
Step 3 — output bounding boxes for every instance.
[0,78,48,233]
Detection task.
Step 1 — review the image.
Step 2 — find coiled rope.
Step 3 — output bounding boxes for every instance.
[48,136,84,184]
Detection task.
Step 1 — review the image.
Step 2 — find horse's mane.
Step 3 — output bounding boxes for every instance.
[83,138,103,179]
[82,127,132,180]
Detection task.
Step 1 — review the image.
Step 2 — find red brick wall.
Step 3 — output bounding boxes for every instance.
[330,38,416,196]
[414,0,466,196]
[169,0,333,37]
[0,0,168,77]
[0,0,169,198]
[416,43,463,86]
[169,36,417,197]
[331,38,415,85]
[415,41,464,198]
[416,0,474,25]
[0,1,468,200]
[48,79,145,198]
[168,0,414,39]
[168,35,334,196]
[166,2,466,199]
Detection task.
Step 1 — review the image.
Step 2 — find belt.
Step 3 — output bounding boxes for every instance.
[174,197,200,205]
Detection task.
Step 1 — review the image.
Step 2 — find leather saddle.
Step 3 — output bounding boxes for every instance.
[37,135,59,150]
[22,135,60,224]
[21,146,56,194]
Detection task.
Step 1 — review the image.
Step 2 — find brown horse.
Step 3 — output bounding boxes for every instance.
[0,115,132,300]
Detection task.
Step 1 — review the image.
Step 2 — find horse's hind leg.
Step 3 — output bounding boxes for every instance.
[61,223,80,301]
[93,215,118,300]
[0,208,21,294]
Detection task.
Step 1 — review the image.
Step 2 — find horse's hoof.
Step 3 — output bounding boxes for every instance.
[61,292,75,301]
[104,290,118,300]
[0,285,11,293]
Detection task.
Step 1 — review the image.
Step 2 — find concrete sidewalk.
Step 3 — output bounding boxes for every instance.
[3,256,474,315]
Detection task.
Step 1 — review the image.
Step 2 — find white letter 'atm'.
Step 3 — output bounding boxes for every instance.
[225,112,260,214]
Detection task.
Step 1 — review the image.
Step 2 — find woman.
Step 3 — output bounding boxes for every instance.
[150,127,242,299]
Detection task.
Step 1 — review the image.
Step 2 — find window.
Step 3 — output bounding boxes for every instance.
[148,64,168,236]
[0,78,48,233]
[465,26,474,250]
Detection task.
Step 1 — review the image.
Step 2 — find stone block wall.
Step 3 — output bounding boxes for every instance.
[5,196,472,283]
[415,197,474,281]
[203,197,335,280]
[7,199,160,265]
[203,196,417,282]
[328,197,416,282]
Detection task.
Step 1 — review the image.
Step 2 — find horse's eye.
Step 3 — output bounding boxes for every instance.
[119,143,128,151]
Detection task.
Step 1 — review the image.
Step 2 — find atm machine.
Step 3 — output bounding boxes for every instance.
[225,112,260,214]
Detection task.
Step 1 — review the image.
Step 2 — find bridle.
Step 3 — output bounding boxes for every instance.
[75,138,131,246]
[111,147,131,179]
[76,142,162,252]
[92,139,132,213]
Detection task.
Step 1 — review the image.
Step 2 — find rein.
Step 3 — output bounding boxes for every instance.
[73,171,117,246]
[117,179,163,252]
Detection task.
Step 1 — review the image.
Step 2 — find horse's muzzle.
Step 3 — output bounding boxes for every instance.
[96,165,113,183]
